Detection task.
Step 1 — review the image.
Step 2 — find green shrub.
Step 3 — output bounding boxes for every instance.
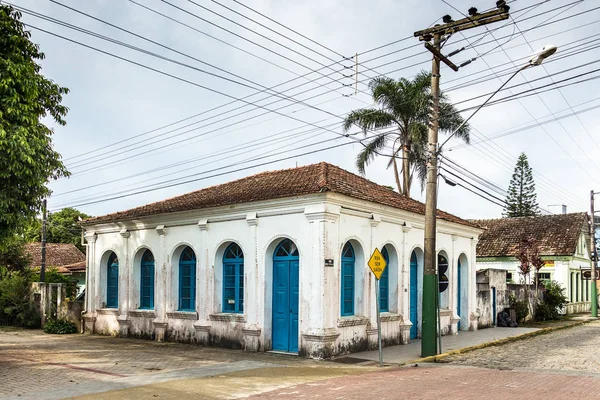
[534,302,552,321]
[44,318,77,334]
[509,294,529,324]
[537,280,568,321]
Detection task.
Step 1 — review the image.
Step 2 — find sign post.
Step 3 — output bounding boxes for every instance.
[368,248,387,367]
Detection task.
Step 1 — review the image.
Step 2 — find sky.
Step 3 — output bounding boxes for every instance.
[10,0,600,220]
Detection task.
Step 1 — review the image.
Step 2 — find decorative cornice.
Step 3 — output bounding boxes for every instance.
[84,232,97,243]
[246,212,258,227]
[152,320,168,329]
[97,308,119,316]
[370,213,382,227]
[167,311,198,320]
[380,313,402,322]
[128,310,156,318]
[198,218,208,231]
[119,228,130,238]
[301,328,340,343]
[304,203,341,222]
[242,326,261,336]
[337,315,369,328]
[209,313,246,323]
[156,225,167,236]
[193,321,211,332]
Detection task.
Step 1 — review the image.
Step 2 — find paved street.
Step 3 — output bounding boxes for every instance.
[0,327,369,400]
[252,320,600,399]
[1,320,599,399]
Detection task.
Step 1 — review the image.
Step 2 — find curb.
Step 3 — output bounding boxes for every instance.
[399,319,595,366]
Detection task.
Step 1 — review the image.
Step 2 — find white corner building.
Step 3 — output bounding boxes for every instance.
[81,162,482,358]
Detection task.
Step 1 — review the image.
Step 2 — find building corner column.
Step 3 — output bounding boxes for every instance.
[399,223,412,344]
[300,203,341,359]
[153,225,168,341]
[367,214,381,349]
[242,213,261,351]
[83,232,97,333]
[194,219,211,344]
[117,228,131,337]
[469,238,479,331]
[449,235,460,335]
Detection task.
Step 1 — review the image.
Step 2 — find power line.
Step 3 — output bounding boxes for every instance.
[49,130,394,211]
[55,1,600,164]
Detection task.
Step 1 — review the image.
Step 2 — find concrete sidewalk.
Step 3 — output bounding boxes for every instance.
[346,326,539,364]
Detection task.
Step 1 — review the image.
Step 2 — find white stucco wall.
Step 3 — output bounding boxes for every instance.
[82,192,481,358]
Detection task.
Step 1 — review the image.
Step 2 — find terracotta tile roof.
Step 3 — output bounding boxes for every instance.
[472,212,588,257]
[24,243,86,268]
[84,162,477,228]
[62,261,86,273]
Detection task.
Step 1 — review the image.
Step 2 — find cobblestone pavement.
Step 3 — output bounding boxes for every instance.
[3,322,599,399]
[444,320,600,372]
[0,327,335,400]
[245,321,600,399]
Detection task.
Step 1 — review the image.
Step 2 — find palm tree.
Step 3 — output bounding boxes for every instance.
[343,71,470,197]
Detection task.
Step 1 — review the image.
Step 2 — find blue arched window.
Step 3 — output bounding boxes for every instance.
[380,247,389,312]
[223,243,244,313]
[106,252,119,308]
[178,247,196,311]
[341,242,355,316]
[140,250,155,309]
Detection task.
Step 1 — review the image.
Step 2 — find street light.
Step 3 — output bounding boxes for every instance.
[422,45,557,356]
[438,45,557,152]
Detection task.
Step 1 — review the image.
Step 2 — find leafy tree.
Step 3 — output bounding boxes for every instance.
[0,235,31,274]
[343,71,469,197]
[24,208,90,252]
[0,5,69,244]
[504,153,540,217]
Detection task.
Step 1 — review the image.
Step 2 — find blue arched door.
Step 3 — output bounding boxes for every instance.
[457,259,462,330]
[380,247,389,312]
[409,251,418,339]
[341,243,355,316]
[272,239,299,353]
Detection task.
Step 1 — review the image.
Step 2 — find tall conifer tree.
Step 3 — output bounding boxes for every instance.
[504,153,540,217]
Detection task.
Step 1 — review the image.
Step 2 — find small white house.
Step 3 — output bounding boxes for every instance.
[81,162,482,358]
[474,213,593,315]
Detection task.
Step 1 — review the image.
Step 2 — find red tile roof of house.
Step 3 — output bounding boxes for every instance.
[62,261,86,273]
[472,212,589,257]
[83,162,478,228]
[24,243,85,268]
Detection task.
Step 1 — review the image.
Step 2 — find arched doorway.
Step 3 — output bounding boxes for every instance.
[409,251,419,339]
[272,239,299,353]
[380,247,389,312]
[106,252,119,309]
[223,243,244,313]
[178,246,196,311]
[341,242,355,316]
[457,258,462,330]
[140,249,155,309]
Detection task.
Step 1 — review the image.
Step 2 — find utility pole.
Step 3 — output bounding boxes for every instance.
[590,191,598,317]
[414,3,510,357]
[41,199,47,283]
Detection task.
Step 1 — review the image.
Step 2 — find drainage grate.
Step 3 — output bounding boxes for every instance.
[332,356,371,364]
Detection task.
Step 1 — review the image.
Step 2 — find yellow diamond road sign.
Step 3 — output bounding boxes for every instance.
[368,248,387,280]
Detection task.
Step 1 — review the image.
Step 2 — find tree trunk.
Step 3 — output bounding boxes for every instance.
[402,144,411,197]
[392,155,402,193]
